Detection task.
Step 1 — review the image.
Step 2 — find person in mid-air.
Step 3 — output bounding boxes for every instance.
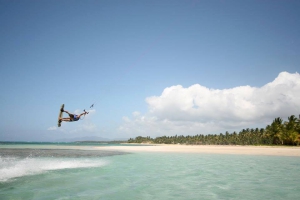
[59,108,89,123]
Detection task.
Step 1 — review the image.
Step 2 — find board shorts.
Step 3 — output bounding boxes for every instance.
[69,114,79,121]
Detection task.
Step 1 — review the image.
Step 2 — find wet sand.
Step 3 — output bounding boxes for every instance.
[96,144,300,157]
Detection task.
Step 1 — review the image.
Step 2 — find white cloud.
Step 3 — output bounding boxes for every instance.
[69,109,97,134]
[47,126,57,131]
[70,122,97,134]
[119,72,300,137]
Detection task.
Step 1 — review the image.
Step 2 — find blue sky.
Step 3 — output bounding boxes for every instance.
[1,0,299,141]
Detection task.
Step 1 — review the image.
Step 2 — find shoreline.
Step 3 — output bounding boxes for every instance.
[95,144,300,157]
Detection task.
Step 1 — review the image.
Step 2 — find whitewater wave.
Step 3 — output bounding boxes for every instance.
[0,156,108,182]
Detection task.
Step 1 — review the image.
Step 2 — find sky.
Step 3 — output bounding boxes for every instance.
[0,0,299,141]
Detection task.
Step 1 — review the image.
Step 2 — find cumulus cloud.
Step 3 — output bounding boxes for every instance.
[47,126,57,131]
[119,72,300,137]
[70,122,97,134]
[69,109,97,133]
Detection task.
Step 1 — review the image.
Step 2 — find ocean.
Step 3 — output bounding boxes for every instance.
[0,143,299,200]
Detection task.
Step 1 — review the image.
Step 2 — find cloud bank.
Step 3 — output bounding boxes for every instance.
[119,72,300,137]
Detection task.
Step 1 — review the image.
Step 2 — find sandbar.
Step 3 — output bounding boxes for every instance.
[95,144,300,157]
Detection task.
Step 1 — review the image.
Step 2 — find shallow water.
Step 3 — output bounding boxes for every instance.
[1,144,299,200]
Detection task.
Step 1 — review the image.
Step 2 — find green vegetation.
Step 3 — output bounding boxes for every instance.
[75,140,127,144]
[128,115,300,146]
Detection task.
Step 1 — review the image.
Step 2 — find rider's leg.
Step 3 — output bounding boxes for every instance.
[60,118,72,122]
[63,110,71,115]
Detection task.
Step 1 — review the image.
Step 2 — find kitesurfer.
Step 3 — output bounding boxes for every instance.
[59,108,88,123]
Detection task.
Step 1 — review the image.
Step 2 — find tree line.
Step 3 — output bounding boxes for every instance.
[127,115,300,146]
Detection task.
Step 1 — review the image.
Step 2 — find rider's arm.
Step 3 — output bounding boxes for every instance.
[78,111,88,118]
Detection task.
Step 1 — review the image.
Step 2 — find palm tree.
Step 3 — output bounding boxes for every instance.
[283,115,299,145]
[270,117,284,144]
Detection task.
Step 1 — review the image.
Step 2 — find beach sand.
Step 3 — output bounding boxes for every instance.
[96,144,300,157]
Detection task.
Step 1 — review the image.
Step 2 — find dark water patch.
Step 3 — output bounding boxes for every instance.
[0,148,128,158]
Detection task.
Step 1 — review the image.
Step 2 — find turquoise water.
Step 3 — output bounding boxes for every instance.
[1,144,299,200]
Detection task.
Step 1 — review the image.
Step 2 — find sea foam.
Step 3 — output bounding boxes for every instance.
[0,156,107,182]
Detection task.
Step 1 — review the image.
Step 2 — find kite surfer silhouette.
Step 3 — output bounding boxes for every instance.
[59,108,89,123]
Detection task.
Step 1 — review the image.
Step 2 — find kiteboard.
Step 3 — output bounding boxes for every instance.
[58,104,64,127]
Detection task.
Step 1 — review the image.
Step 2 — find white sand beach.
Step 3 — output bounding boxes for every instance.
[96,144,300,157]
